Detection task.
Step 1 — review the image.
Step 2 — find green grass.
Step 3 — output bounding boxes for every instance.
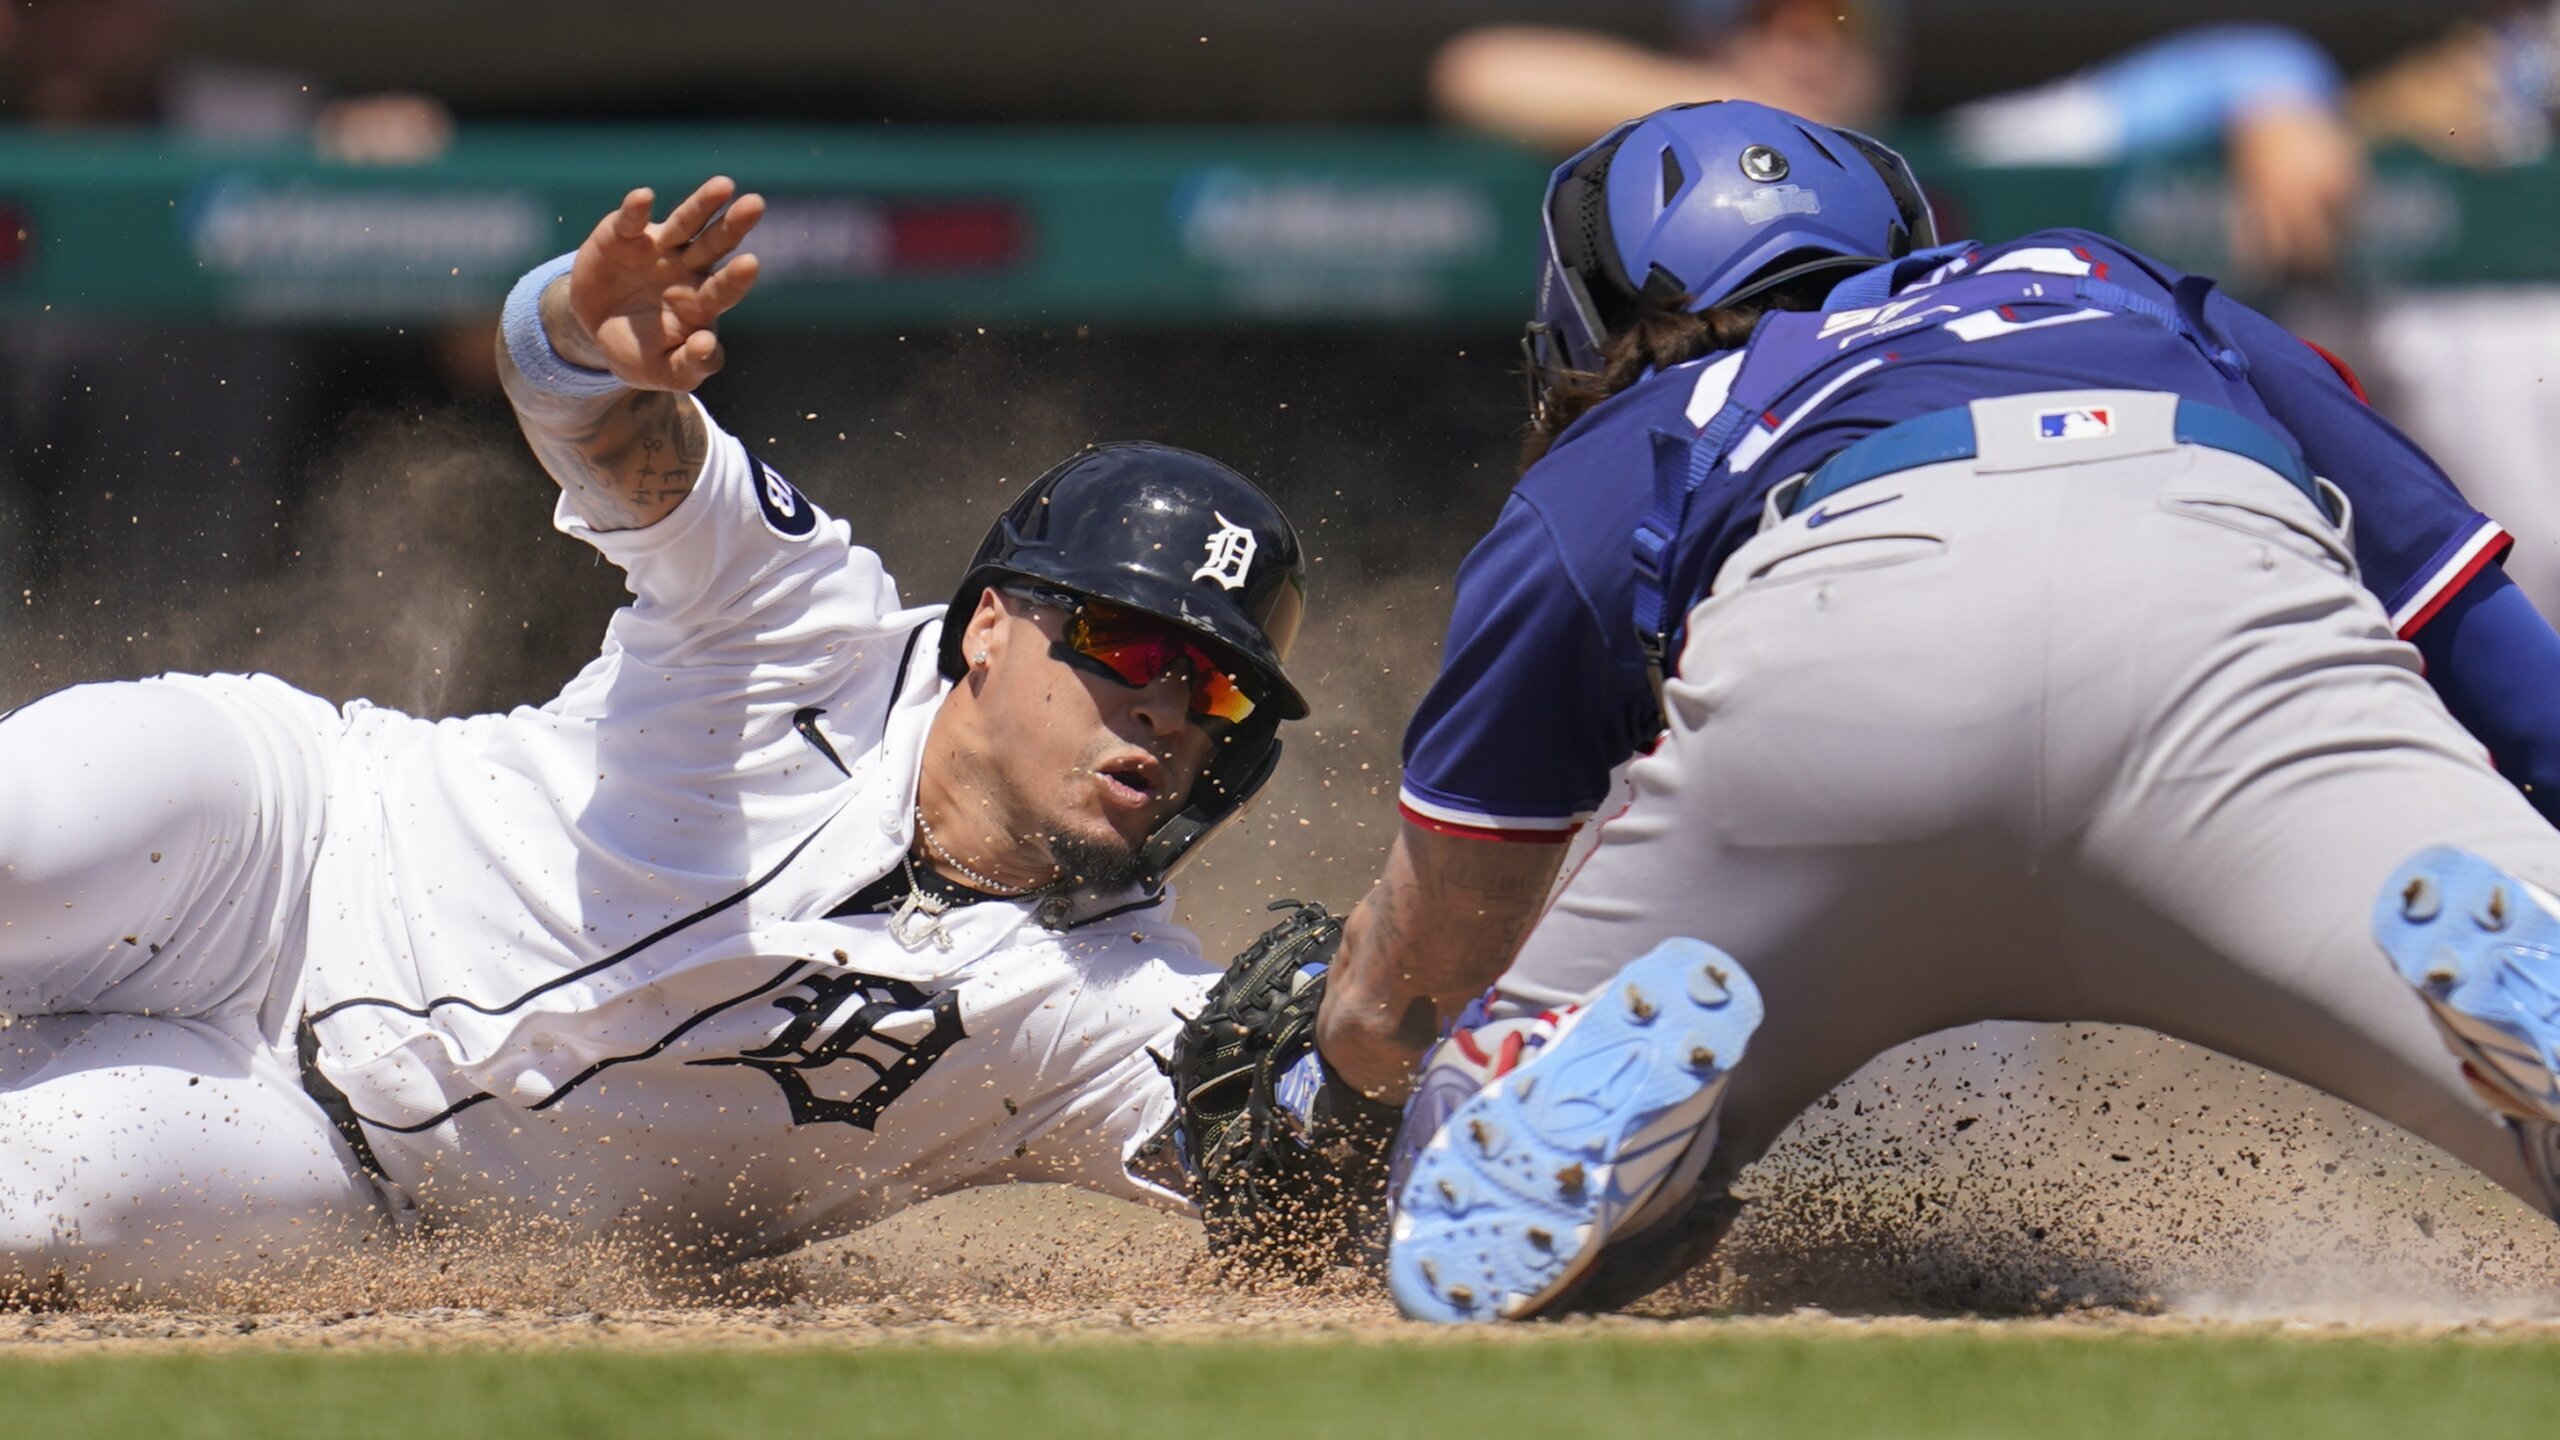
[8,1327,2559,1440]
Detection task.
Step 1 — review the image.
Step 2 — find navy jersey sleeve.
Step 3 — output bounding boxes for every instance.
[2413,566,2560,827]
[1399,493,1650,840]
[2211,291,2511,635]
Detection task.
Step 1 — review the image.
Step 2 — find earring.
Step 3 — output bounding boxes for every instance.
[973,650,989,668]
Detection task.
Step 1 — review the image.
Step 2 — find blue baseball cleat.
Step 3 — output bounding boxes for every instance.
[1387,937,1762,1323]
[2375,847,2560,1138]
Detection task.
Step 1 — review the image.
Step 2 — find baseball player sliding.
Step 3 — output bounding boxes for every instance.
[0,177,1319,1301]
[1267,101,2560,1322]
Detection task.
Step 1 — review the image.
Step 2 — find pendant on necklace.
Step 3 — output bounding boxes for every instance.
[888,886,955,952]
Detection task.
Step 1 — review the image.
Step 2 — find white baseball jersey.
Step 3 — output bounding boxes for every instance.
[0,399,1223,1297]
[287,398,1219,1253]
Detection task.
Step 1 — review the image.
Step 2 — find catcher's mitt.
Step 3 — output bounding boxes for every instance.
[1159,899,1401,1276]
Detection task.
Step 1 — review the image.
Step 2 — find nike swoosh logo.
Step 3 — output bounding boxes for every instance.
[1803,492,1903,528]
[793,706,849,776]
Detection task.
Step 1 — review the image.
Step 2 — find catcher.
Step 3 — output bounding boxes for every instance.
[1317,101,2560,1323]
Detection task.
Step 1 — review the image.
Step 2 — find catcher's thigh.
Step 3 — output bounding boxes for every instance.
[0,1013,383,1302]
[0,673,338,1021]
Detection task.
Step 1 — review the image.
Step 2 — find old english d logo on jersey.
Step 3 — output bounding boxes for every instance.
[1192,511,1257,590]
[751,453,819,539]
[693,969,965,1130]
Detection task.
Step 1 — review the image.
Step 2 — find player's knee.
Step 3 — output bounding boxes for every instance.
[0,1016,382,1303]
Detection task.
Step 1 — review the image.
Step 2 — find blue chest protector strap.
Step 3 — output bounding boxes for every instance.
[1634,407,1752,709]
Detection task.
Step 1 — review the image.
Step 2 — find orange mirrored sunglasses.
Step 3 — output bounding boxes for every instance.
[1011,587,1258,727]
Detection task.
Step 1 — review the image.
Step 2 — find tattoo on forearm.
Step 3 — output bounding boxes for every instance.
[1323,826,1564,1093]
[1373,831,1560,999]
[502,384,706,531]
[494,280,707,531]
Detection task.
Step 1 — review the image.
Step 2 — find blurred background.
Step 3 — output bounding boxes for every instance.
[8,0,2560,1309]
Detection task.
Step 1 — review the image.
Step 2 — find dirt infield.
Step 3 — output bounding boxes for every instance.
[10,1023,2560,1351]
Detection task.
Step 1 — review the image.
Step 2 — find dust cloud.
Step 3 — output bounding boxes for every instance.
[7,326,2560,1339]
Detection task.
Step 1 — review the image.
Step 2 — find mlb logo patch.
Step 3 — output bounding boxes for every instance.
[2036,407,2113,440]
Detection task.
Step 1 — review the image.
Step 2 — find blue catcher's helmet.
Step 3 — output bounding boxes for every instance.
[1525,100,1936,396]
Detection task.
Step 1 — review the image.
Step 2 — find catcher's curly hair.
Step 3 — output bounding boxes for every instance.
[1521,272,1840,472]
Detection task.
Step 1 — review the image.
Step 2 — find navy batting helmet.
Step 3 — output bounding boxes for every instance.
[942,442,1309,887]
[1526,100,1936,391]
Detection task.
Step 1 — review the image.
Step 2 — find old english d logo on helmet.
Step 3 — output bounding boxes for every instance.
[1193,512,1258,591]
[940,441,1308,718]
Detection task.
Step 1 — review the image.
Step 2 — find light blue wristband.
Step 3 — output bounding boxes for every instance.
[501,252,622,398]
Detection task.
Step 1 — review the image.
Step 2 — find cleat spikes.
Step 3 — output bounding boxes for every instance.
[1691,964,1730,1005]
[2375,849,2560,1215]
[2484,886,2513,932]
[1385,939,1765,1324]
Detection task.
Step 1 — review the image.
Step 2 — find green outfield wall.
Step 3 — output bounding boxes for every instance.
[0,125,2546,327]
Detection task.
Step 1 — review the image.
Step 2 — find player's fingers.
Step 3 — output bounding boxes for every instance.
[693,253,761,318]
[605,187,656,243]
[662,255,758,333]
[659,283,709,338]
[685,193,766,268]
[579,189,655,266]
[654,175,738,251]
[669,328,725,388]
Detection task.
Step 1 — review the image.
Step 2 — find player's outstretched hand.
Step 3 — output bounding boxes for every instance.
[555,176,765,393]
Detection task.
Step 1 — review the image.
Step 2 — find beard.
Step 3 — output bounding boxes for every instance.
[1044,825,1146,893]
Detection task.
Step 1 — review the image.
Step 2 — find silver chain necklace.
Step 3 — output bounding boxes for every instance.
[889,806,1048,953]
[914,805,1043,897]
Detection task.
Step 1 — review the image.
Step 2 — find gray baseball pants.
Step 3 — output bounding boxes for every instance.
[1498,390,2560,1208]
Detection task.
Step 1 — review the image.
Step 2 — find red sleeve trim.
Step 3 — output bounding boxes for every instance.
[1398,803,1577,844]
[2299,338,2370,405]
[2399,530,2514,640]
